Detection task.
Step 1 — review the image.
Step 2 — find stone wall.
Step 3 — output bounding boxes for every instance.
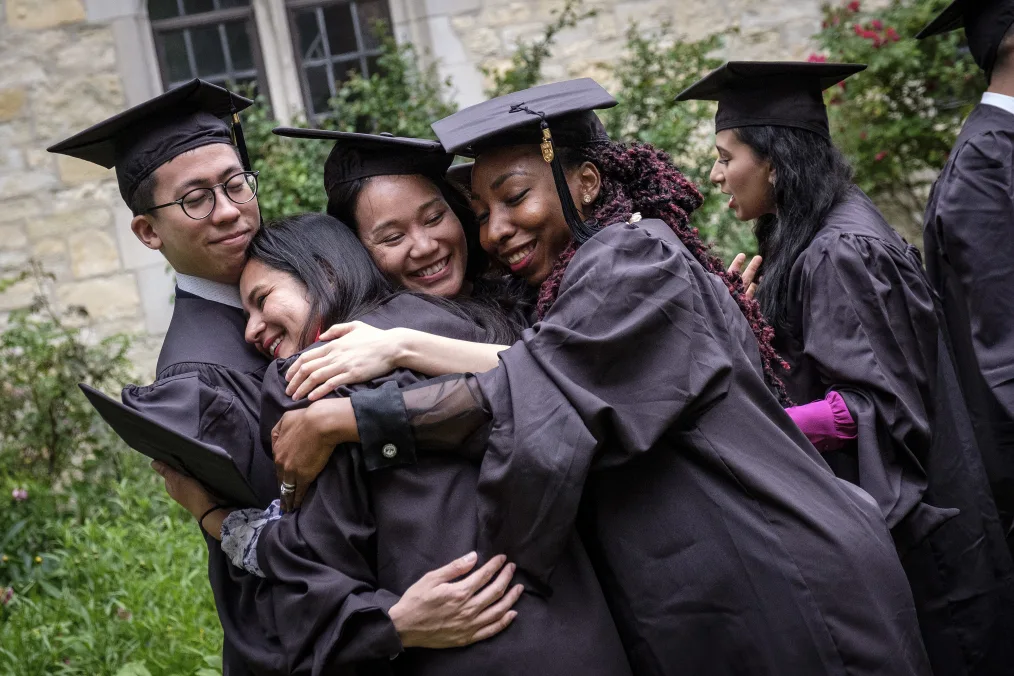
[408,0,890,106]
[0,0,172,380]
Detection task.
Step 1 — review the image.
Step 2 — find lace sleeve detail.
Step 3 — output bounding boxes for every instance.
[402,373,492,453]
[220,500,283,577]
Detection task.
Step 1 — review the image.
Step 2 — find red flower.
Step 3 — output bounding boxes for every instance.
[839,80,847,91]
[875,150,888,161]
[853,23,863,36]
[886,27,900,41]
[807,53,828,63]
[830,95,843,106]
[847,0,860,11]
[872,35,882,48]
[859,131,868,140]
[870,19,883,30]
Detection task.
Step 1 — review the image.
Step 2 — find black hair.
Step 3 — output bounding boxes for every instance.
[129,171,159,216]
[732,125,855,337]
[326,173,490,282]
[996,22,1014,77]
[246,212,525,350]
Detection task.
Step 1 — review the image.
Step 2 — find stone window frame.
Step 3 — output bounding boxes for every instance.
[285,0,390,121]
[148,0,268,94]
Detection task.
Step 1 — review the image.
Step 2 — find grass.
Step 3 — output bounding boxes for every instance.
[1,454,223,675]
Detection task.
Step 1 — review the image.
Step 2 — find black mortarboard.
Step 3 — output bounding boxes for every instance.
[431,79,617,242]
[915,0,1014,75]
[675,61,867,140]
[271,128,453,208]
[48,79,253,205]
[80,384,260,507]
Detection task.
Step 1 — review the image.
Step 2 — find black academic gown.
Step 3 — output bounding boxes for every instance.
[923,102,1014,549]
[775,188,1014,676]
[355,219,932,676]
[121,289,282,676]
[254,293,632,676]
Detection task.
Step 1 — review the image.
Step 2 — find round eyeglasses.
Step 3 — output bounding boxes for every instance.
[146,171,259,220]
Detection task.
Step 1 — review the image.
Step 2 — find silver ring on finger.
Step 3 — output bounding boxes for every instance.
[280,482,296,495]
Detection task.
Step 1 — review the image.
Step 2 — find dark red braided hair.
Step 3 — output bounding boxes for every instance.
[536,140,791,404]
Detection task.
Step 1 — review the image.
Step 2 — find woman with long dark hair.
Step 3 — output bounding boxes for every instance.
[679,60,1014,676]
[156,212,632,675]
[268,129,533,401]
[269,79,932,675]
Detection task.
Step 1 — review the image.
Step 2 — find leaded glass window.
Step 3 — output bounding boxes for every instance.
[287,0,390,120]
[148,0,265,96]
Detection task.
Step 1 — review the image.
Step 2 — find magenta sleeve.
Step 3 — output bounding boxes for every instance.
[785,391,857,452]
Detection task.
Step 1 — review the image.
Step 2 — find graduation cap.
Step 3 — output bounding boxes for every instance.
[271,128,453,211]
[47,79,254,205]
[80,384,261,507]
[915,0,1014,75]
[431,79,617,242]
[675,61,867,140]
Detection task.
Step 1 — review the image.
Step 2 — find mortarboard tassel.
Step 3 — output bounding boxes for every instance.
[509,104,597,244]
[231,109,252,172]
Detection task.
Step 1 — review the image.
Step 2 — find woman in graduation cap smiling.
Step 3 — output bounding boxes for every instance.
[270,129,532,402]
[678,60,1014,676]
[268,78,933,675]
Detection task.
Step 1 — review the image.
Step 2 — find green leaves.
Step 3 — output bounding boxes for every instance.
[246,24,459,224]
[815,0,982,235]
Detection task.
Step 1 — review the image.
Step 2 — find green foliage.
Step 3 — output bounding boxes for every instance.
[246,27,458,223]
[815,0,982,228]
[0,263,133,481]
[602,22,754,259]
[328,29,458,137]
[1,456,221,675]
[0,262,219,674]
[482,0,598,97]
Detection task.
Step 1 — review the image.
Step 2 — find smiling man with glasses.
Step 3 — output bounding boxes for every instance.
[48,80,282,675]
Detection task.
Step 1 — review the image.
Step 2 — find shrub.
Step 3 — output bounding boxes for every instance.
[814,0,982,234]
[247,27,458,223]
[602,22,754,259]
[0,263,133,482]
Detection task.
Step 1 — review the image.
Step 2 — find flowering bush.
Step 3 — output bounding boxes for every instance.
[0,263,133,482]
[814,0,982,236]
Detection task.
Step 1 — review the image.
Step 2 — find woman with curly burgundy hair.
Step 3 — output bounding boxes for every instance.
[269,80,930,675]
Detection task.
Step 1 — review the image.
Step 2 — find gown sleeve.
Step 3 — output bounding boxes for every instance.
[121,369,287,675]
[356,221,735,583]
[797,233,938,529]
[252,362,404,674]
[935,132,1014,421]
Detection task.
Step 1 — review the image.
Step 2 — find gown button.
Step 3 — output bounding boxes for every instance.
[382,443,398,459]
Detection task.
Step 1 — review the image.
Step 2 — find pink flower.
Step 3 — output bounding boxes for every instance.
[886,27,900,41]
[870,19,883,30]
[11,488,27,502]
[847,0,861,11]
[853,23,864,36]
[1,587,12,606]
[875,150,888,161]
[807,53,828,63]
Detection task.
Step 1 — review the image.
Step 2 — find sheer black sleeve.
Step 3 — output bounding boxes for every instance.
[351,374,492,470]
